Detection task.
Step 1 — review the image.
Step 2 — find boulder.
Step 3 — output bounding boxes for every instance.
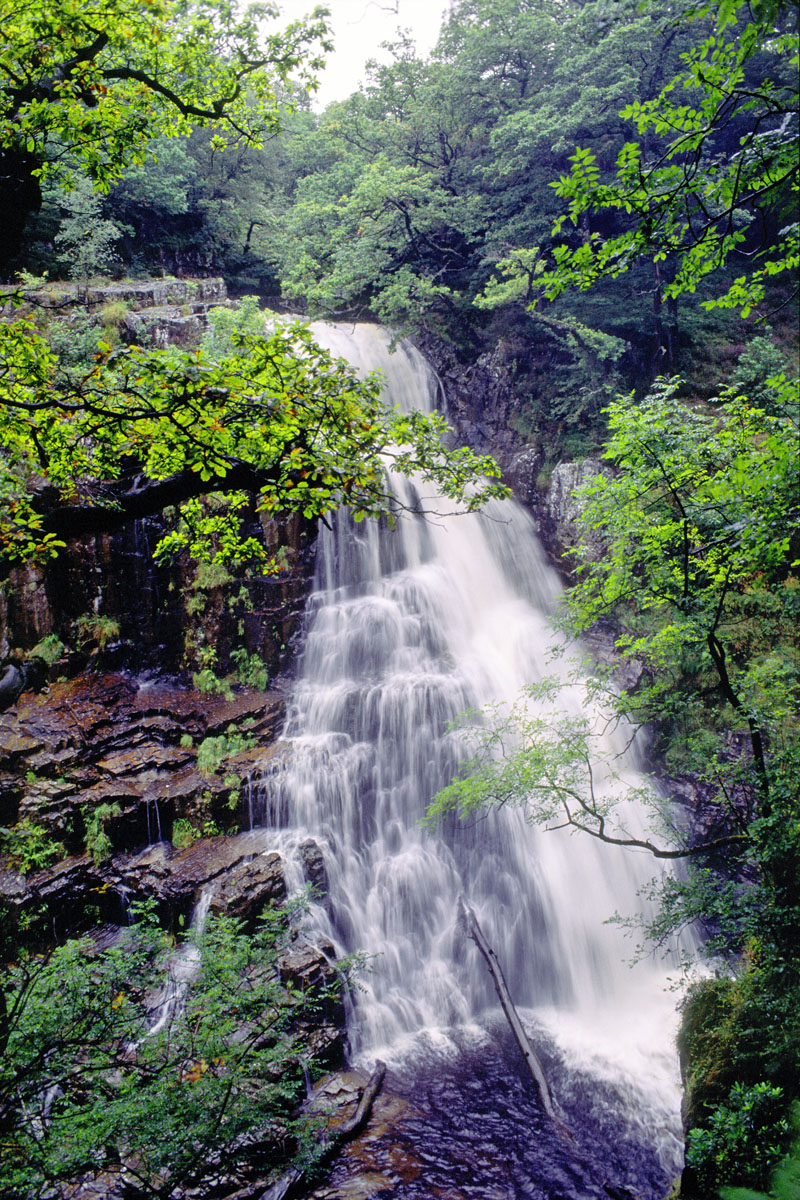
[504,445,544,508]
[208,851,286,927]
[300,838,329,897]
[542,458,607,566]
[122,306,205,349]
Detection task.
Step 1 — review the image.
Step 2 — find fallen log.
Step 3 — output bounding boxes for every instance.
[458,896,571,1138]
[261,1059,387,1200]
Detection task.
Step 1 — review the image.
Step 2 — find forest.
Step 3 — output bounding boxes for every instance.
[0,0,798,1197]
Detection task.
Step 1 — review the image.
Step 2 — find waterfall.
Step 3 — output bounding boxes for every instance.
[253,323,685,1192]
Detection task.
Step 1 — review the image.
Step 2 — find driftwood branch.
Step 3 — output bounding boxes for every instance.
[458,897,570,1137]
[262,1060,386,1200]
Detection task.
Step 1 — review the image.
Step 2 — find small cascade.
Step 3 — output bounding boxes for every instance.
[145,795,163,845]
[252,323,685,1193]
[147,886,214,1036]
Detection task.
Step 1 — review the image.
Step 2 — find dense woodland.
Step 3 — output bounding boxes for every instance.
[0,0,798,1196]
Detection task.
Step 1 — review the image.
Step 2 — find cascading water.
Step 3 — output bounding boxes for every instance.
[253,323,685,1197]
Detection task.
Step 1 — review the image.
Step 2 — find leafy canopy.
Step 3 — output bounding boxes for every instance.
[538,0,799,314]
[0,0,331,189]
[0,312,508,571]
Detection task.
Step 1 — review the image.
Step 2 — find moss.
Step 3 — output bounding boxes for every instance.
[679,974,745,1128]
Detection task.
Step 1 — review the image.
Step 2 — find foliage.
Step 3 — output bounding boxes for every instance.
[0,314,507,573]
[720,1105,800,1199]
[73,613,120,652]
[566,376,799,791]
[99,111,317,282]
[731,336,794,411]
[0,904,340,1198]
[230,646,270,691]
[0,818,64,874]
[0,0,331,208]
[685,1082,791,1194]
[427,679,687,855]
[83,801,122,865]
[196,726,254,776]
[190,646,234,699]
[54,177,126,286]
[272,0,691,349]
[29,633,66,665]
[41,308,109,372]
[171,816,200,850]
[201,294,266,358]
[538,0,799,315]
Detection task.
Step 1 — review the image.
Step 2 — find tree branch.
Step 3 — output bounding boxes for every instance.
[33,459,282,540]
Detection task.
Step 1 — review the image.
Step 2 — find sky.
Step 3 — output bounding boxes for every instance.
[290,0,452,108]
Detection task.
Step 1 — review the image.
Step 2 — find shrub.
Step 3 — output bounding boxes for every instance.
[0,819,64,874]
[0,906,342,1198]
[230,646,269,691]
[686,1082,791,1194]
[196,727,253,776]
[74,613,120,651]
[171,817,199,849]
[83,802,122,865]
[30,634,66,665]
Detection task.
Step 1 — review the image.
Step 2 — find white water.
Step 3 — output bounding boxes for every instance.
[147,885,214,1036]
[253,322,684,1175]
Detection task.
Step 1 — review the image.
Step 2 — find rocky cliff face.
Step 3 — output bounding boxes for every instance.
[419,329,610,573]
[418,330,526,460]
[1,281,318,677]
[0,672,283,925]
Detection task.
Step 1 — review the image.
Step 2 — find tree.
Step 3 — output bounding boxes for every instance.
[536,0,799,316]
[54,175,125,287]
[0,902,343,1198]
[568,377,798,792]
[274,0,706,384]
[431,371,799,911]
[0,312,507,574]
[0,0,332,271]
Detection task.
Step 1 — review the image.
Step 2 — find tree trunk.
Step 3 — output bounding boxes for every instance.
[458,896,569,1136]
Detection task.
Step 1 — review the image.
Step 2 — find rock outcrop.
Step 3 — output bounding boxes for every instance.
[0,672,286,931]
[538,457,608,569]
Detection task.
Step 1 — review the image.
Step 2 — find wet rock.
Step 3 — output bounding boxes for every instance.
[300,838,329,897]
[2,832,291,937]
[0,674,288,934]
[209,851,286,927]
[16,854,119,932]
[280,941,345,1035]
[280,942,335,993]
[122,306,205,349]
[113,835,285,924]
[580,622,648,694]
[504,445,544,508]
[0,725,43,760]
[304,1074,416,1200]
[542,457,607,566]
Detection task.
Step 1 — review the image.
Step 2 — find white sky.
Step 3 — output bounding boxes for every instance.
[284,0,452,108]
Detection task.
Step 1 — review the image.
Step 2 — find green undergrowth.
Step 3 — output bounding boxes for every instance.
[0,900,347,1198]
